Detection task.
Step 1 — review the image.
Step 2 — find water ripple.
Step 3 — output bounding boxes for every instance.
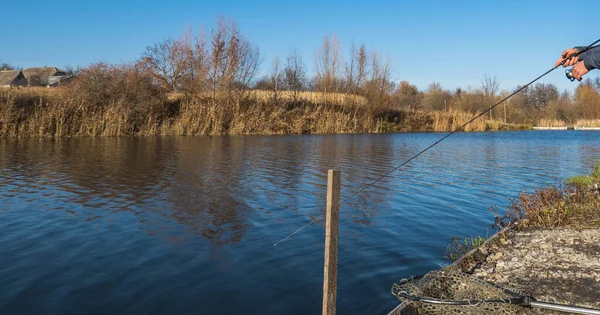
[1,131,599,314]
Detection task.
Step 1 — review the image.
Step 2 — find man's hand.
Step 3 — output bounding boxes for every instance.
[571,61,589,81]
[555,48,579,67]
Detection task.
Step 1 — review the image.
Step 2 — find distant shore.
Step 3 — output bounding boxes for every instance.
[5,85,600,137]
[0,87,530,137]
[533,126,600,130]
[3,16,600,139]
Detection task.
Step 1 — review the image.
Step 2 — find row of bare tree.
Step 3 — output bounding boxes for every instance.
[137,18,396,107]
[32,16,599,126]
[252,38,394,105]
[393,77,600,124]
[137,17,259,109]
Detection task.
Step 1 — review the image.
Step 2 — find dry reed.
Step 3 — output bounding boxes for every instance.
[0,87,528,137]
[537,118,600,128]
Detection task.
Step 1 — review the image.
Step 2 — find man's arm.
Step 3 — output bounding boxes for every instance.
[574,46,600,70]
[556,46,599,81]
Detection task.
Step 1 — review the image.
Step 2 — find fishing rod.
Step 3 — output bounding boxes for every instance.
[273,38,600,247]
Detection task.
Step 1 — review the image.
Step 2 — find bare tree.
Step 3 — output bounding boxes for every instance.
[574,83,600,120]
[422,82,451,111]
[315,36,342,97]
[231,38,261,103]
[356,44,368,94]
[364,51,393,107]
[394,81,420,109]
[344,42,370,97]
[64,64,81,76]
[481,73,499,119]
[208,18,228,101]
[207,17,260,107]
[181,27,209,94]
[345,42,358,94]
[140,37,188,91]
[270,55,283,105]
[283,48,306,101]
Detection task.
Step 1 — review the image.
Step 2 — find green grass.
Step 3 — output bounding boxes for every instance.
[592,163,600,180]
[565,162,600,189]
[565,176,594,189]
[444,235,487,262]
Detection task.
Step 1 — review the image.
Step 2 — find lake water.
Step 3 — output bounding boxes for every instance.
[1,131,599,315]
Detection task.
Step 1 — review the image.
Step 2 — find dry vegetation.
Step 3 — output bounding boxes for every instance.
[491,162,600,230]
[537,118,600,128]
[3,16,600,137]
[248,90,367,106]
[445,162,600,262]
[0,86,526,137]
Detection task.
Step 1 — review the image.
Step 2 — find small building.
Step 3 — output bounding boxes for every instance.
[0,70,28,88]
[22,67,67,87]
[48,75,75,87]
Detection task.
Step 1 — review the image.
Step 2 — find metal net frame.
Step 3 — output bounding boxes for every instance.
[391,269,600,315]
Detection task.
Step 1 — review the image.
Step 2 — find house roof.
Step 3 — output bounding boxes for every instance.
[0,70,23,85]
[22,67,65,80]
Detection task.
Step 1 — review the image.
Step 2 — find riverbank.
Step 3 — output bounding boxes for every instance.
[533,126,600,130]
[0,87,529,137]
[391,163,600,314]
[465,228,600,312]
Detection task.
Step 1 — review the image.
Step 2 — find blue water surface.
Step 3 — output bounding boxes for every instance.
[1,131,599,314]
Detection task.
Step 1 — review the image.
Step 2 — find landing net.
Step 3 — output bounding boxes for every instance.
[391,269,533,314]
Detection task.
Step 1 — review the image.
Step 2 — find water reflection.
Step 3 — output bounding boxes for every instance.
[0,135,404,248]
[2,131,600,315]
[3,132,600,245]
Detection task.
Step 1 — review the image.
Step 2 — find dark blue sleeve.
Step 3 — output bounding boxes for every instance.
[581,46,600,70]
[574,46,600,70]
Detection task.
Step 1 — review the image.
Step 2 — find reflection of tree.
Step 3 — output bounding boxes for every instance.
[166,136,253,246]
[0,137,255,248]
[252,136,314,213]
[0,134,413,249]
[280,134,413,227]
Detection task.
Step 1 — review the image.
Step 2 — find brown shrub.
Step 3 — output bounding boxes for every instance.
[491,180,600,230]
[68,63,171,126]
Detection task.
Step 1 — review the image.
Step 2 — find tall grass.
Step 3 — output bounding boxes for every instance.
[537,118,600,127]
[0,86,528,137]
[248,90,367,106]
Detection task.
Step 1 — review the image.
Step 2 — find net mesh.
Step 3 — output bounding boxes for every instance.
[391,269,534,314]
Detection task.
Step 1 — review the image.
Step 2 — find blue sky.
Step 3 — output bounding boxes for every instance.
[1,0,597,93]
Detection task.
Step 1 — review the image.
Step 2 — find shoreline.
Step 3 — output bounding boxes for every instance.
[533,126,600,130]
[389,167,600,315]
[389,224,600,315]
[4,127,600,139]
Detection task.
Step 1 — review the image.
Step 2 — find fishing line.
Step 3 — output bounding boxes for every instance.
[274,38,600,247]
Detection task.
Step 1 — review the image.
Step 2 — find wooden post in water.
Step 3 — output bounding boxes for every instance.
[322,169,341,315]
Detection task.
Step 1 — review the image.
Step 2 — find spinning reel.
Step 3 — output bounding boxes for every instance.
[565,68,577,82]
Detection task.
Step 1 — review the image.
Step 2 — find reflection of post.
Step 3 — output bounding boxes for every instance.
[322,169,340,315]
